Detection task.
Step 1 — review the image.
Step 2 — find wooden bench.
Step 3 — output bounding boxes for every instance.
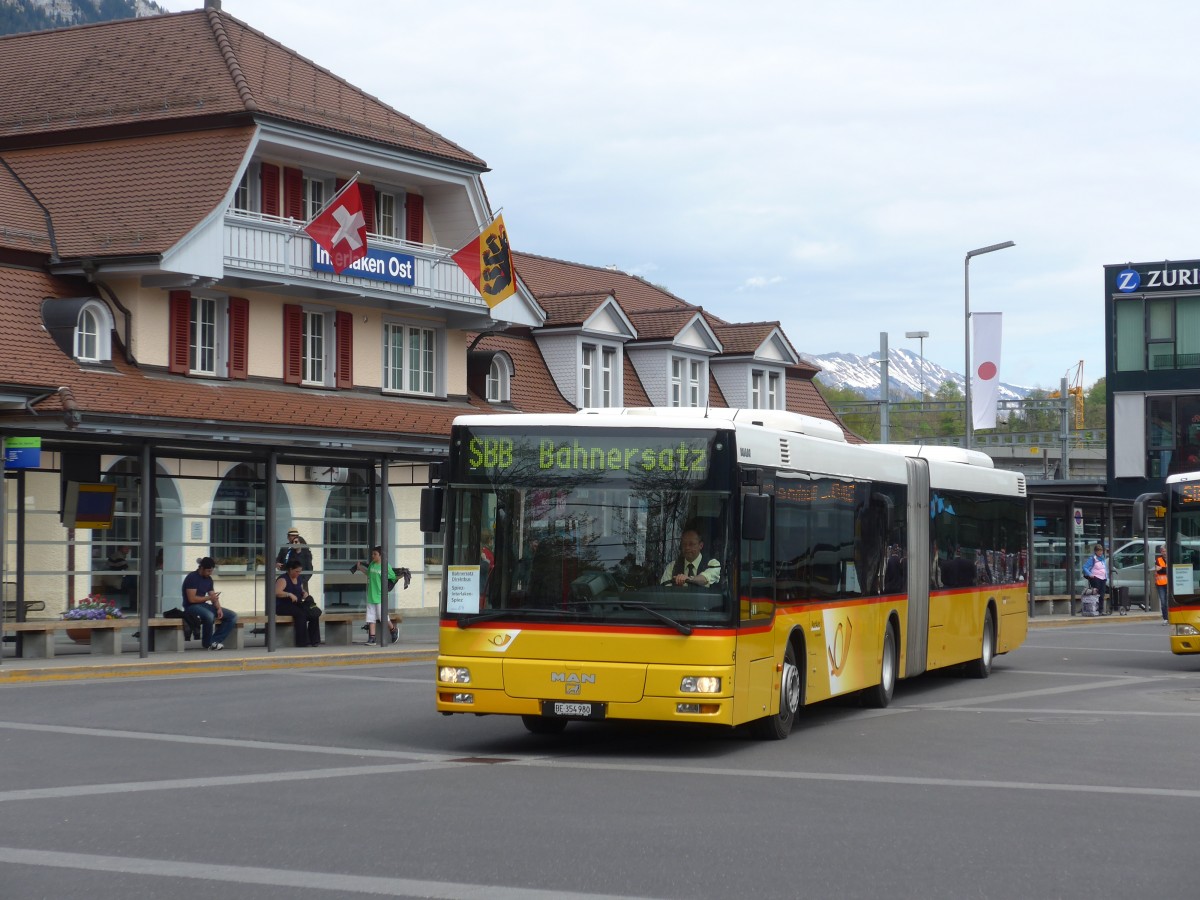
[232,611,378,648]
[4,618,129,658]
[2,610,401,657]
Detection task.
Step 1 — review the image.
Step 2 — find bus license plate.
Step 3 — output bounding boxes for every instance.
[541,701,605,719]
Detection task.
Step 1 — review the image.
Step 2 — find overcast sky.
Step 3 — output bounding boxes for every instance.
[165,0,1200,389]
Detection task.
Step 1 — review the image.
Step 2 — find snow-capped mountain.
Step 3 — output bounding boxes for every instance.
[803,348,1032,402]
[0,0,164,36]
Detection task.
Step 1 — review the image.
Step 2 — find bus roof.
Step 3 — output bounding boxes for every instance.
[1166,471,1200,487]
[453,407,847,442]
[451,409,1025,497]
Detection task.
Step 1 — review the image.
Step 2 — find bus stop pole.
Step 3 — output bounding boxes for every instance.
[265,451,278,652]
[379,456,390,651]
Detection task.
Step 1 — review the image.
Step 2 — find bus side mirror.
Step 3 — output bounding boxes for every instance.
[742,493,769,542]
[420,487,444,533]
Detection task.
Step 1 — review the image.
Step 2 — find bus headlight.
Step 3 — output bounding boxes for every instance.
[680,676,721,694]
[439,666,471,684]
[1176,624,1199,636]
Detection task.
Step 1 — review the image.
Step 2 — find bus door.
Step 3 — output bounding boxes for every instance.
[734,485,776,725]
[904,457,930,677]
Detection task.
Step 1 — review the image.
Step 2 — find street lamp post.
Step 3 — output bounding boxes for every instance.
[905,330,929,399]
[964,241,1015,450]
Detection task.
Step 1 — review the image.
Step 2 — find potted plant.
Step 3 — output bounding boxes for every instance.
[62,594,124,643]
[215,556,249,576]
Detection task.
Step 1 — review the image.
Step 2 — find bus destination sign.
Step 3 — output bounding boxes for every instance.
[462,432,714,478]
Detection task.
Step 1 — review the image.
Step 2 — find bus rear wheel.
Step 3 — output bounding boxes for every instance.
[753,642,801,740]
[521,715,568,735]
[863,623,897,708]
[966,612,995,679]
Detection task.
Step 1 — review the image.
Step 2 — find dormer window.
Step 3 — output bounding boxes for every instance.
[486,354,513,402]
[671,356,705,407]
[581,342,620,407]
[751,369,783,409]
[75,300,113,363]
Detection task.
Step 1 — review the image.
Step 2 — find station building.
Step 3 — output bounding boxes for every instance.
[0,5,847,632]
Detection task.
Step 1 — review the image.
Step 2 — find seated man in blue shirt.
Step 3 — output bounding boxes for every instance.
[181,557,239,650]
[660,529,721,587]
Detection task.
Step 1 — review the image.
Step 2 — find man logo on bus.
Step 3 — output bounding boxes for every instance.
[827,619,852,677]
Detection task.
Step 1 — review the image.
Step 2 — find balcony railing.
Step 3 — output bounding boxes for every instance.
[223,210,486,311]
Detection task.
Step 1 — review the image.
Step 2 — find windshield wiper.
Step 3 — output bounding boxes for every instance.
[607,601,693,636]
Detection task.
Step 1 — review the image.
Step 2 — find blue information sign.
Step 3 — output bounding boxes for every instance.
[3,436,41,469]
[312,245,416,285]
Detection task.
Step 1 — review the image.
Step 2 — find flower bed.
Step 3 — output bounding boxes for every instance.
[62,594,125,621]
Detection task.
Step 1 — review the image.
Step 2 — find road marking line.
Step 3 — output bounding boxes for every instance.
[0,846,662,900]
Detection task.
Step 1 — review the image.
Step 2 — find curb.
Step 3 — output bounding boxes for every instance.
[1029,612,1160,629]
[0,648,437,684]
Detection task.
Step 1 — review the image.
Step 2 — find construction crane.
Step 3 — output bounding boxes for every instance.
[1048,361,1085,429]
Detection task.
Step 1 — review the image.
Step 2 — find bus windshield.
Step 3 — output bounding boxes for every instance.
[1169,480,1200,603]
[442,425,736,628]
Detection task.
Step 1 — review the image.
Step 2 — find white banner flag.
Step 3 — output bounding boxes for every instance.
[971,312,1002,431]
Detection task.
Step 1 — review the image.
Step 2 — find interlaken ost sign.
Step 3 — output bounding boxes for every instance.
[312,245,415,285]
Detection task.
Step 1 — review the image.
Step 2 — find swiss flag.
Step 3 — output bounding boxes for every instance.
[304,179,368,274]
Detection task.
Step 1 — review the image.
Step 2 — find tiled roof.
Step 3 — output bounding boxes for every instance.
[514,252,693,314]
[2,127,254,258]
[469,330,575,413]
[625,308,703,342]
[0,263,492,443]
[0,9,484,168]
[0,163,51,254]
[622,355,652,407]
[709,372,728,408]
[535,292,613,328]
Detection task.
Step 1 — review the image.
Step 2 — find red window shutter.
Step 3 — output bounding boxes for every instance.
[228,297,249,380]
[168,291,190,374]
[260,163,280,217]
[284,166,304,220]
[283,304,303,385]
[359,183,376,234]
[335,311,353,389]
[405,193,424,244]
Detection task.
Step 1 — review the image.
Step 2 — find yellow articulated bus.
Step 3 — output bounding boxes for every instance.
[1136,472,1200,654]
[427,408,1028,738]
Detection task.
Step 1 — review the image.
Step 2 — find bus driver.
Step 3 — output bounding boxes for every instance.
[661,529,721,587]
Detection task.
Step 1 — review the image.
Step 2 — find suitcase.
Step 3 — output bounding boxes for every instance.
[1081,591,1100,617]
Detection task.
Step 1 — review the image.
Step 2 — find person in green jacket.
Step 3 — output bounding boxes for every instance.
[351,546,399,644]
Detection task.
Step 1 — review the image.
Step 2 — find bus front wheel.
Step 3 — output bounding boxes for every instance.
[753,642,801,740]
[522,715,568,735]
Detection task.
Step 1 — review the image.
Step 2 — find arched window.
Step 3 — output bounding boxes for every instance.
[324,472,371,567]
[486,353,512,403]
[75,300,113,363]
[211,463,266,572]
